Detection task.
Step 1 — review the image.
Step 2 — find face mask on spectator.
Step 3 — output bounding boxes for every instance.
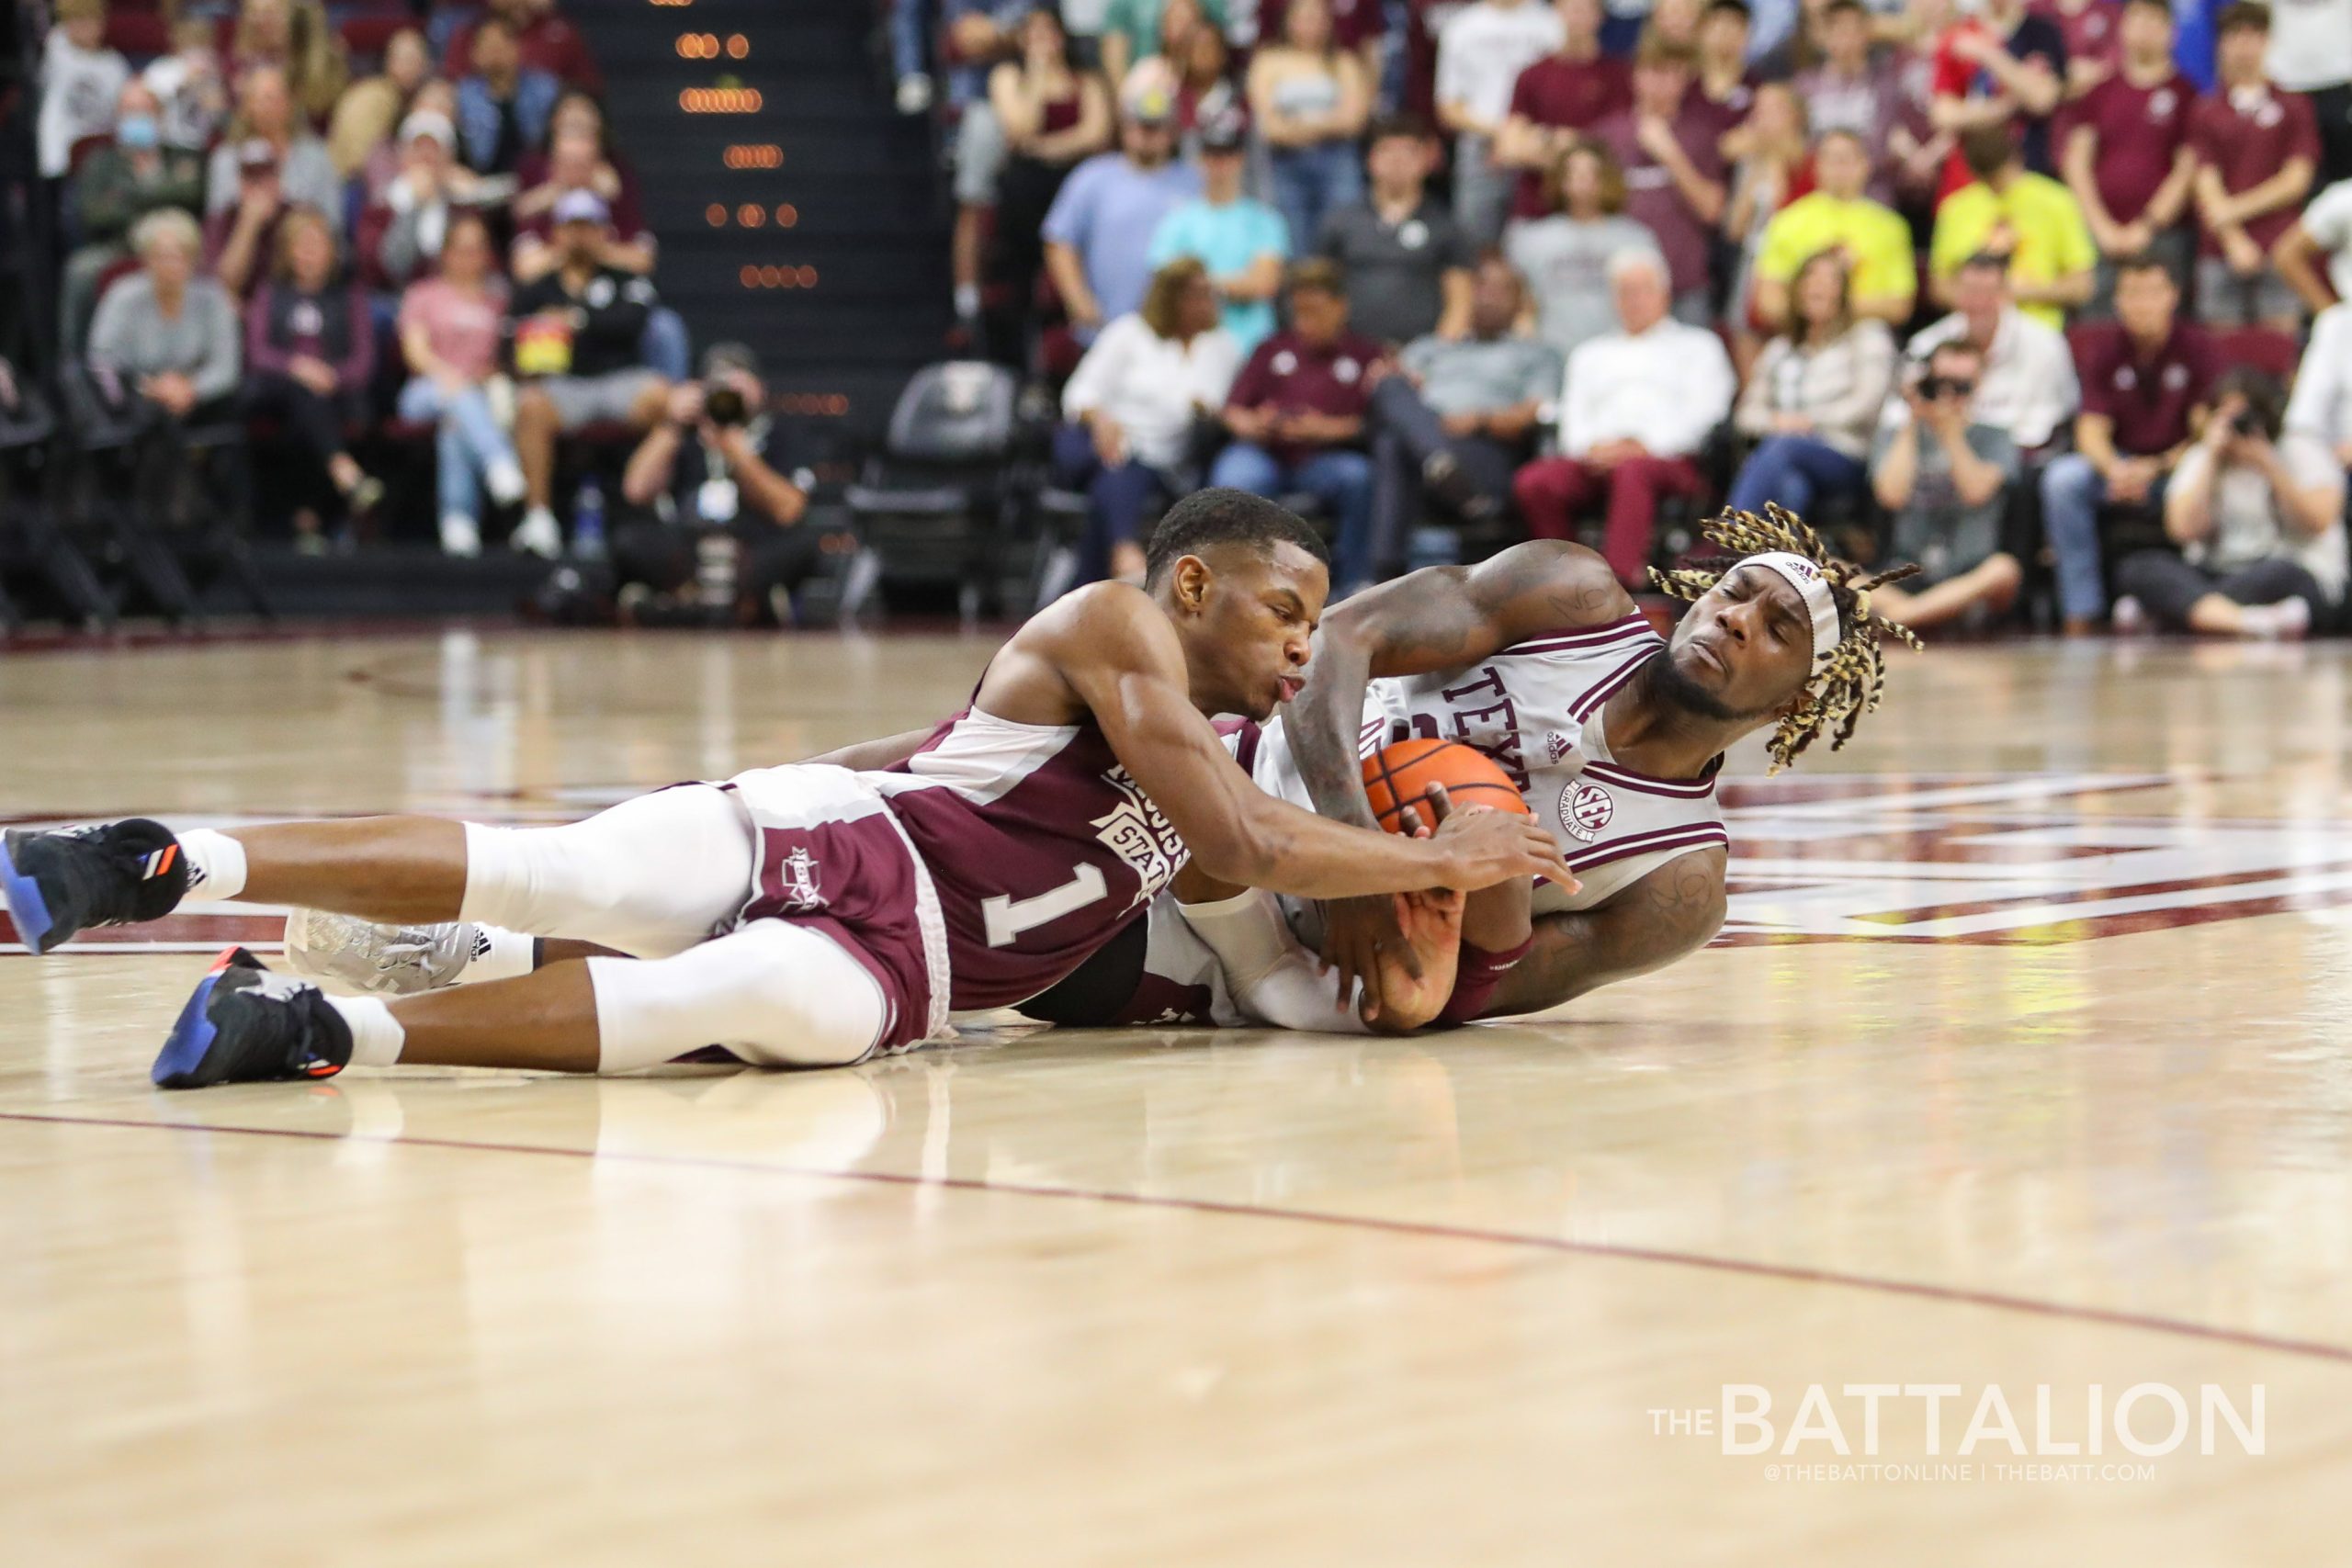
[119,115,161,151]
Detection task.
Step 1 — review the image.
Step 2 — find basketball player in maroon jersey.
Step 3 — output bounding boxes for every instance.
[1011,508,1921,1035]
[2,491,1574,1086]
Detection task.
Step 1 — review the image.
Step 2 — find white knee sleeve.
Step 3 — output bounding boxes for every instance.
[587,921,888,1073]
[1181,888,1369,1034]
[459,785,756,959]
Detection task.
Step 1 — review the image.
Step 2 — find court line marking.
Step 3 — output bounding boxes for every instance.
[6,1107,2348,1368]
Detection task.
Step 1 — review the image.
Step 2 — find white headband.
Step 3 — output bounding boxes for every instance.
[1739,551,1842,667]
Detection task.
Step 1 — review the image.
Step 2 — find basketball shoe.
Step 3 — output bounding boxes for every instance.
[1,818,190,954]
[283,908,486,996]
[152,948,354,1089]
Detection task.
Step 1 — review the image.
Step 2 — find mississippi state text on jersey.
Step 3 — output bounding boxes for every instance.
[871,706,1192,1010]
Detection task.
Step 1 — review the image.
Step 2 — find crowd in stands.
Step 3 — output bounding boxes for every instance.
[23,0,829,623]
[902,0,2352,637]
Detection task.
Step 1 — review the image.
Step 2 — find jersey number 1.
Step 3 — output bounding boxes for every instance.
[982,864,1109,947]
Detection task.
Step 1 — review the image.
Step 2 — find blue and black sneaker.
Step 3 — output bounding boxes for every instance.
[0,818,191,954]
[152,948,355,1089]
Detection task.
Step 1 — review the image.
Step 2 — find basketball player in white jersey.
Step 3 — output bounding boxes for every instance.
[0,491,1576,1086]
[1014,506,1923,1032]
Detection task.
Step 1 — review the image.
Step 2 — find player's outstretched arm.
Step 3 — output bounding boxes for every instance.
[803,728,938,772]
[1284,541,1633,829]
[1284,542,1628,1012]
[1035,587,1576,900]
[1476,849,1727,1019]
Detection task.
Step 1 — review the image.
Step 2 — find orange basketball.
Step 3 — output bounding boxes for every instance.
[1360,739,1531,832]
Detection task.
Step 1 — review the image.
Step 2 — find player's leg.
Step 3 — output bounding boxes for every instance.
[283,906,616,996]
[4,784,754,959]
[152,920,890,1088]
[0,814,469,957]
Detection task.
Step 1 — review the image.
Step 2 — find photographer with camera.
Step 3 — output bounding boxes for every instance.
[608,344,831,626]
[2109,368,2348,638]
[1863,339,2027,631]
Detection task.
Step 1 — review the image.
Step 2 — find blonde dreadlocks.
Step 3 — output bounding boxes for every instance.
[1647,503,1924,773]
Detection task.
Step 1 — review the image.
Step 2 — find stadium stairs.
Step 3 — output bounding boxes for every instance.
[187,1,952,623]
[574,0,954,448]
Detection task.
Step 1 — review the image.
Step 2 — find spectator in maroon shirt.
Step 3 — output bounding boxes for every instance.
[513,95,655,285]
[1497,0,1633,221]
[1792,0,1912,203]
[447,0,602,96]
[1593,38,1726,321]
[1209,260,1389,591]
[2038,254,2217,627]
[239,204,379,549]
[2040,0,2123,99]
[1398,0,1451,122]
[1691,0,1758,149]
[2058,0,2197,312]
[2190,2,2320,328]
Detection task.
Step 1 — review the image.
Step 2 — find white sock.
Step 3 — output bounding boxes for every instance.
[2248,598,2311,639]
[523,504,557,534]
[954,283,980,319]
[177,829,249,899]
[329,994,407,1067]
[469,924,538,985]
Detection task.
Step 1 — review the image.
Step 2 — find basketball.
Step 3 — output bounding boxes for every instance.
[1360,739,1531,832]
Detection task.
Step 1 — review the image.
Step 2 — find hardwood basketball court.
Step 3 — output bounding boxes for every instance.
[4,629,2349,1562]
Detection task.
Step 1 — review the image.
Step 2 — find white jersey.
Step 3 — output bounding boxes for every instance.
[1250,611,1730,919]
[1030,613,1733,1032]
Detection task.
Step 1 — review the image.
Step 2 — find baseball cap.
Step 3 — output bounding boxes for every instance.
[1198,106,1249,153]
[399,109,456,150]
[1121,60,1177,124]
[551,189,612,226]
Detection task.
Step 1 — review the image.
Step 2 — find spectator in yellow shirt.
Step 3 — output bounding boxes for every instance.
[1753,129,1918,329]
[1931,124,2098,330]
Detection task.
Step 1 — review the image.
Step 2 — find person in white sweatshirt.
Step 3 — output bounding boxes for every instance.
[38,0,130,179]
[1510,248,1735,589]
[2286,301,2352,479]
[1056,256,1243,583]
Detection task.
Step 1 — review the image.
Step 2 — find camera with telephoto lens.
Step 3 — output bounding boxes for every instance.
[702,384,749,427]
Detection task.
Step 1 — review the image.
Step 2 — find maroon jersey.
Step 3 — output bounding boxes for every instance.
[2188,86,2323,254]
[2076,321,2218,456]
[1509,53,1634,216]
[1226,329,1388,466]
[2035,0,2120,80]
[876,705,1191,1010]
[2060,69,2194,222]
